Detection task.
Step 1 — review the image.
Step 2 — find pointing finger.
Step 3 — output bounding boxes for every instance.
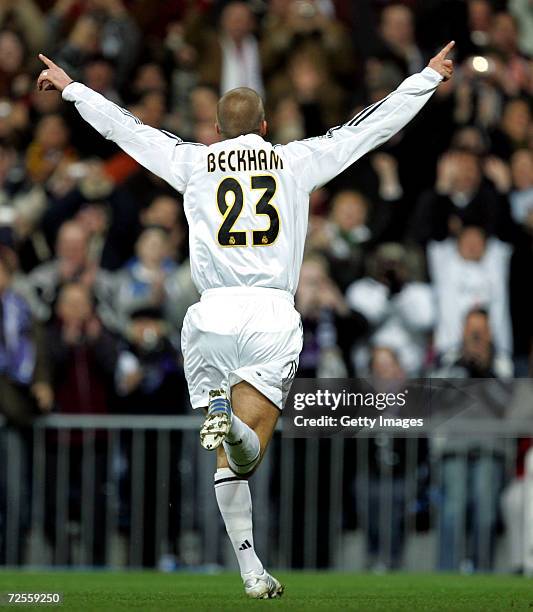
[437,40,455,59]
[38,53,56,69]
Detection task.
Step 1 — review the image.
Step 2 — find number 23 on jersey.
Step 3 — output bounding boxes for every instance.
[216,175,280,247]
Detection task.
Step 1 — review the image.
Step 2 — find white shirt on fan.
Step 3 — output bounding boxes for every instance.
[220,35,264,96]
[427,237,513,355]
[62,67,442,296]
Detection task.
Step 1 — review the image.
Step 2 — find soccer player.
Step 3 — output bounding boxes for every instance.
[37,42,454,598]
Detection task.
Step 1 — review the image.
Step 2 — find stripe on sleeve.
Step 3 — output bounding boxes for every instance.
[350,96,391,127]
[112,102,143,124]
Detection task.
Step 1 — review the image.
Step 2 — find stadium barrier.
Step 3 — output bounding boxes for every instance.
[0,414,530,572]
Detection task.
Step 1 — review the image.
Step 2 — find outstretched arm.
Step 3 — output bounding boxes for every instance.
[37,54,204,193]
[281,42,455,193]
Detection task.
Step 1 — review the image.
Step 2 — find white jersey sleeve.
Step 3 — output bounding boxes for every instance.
[62,82,205,193]
[280,67,443,192]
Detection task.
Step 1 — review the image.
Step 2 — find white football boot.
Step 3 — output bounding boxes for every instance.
[200,389,232,450]
[243,569,284,599]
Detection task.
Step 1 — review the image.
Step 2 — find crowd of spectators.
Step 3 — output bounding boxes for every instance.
[0,0,532,416]
[0,0,532,572]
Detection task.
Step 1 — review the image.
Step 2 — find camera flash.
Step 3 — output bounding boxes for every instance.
[472,56,489,73]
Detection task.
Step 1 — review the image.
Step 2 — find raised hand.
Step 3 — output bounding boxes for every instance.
[428,41,455,81]
[37,53,73,92]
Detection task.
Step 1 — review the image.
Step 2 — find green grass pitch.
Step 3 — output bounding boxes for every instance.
[0,571,531,611]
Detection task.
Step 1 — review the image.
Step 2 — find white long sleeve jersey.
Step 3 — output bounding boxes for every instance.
[62,67,442,295]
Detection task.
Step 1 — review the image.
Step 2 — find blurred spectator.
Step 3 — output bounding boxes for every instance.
[346,243,433,376]
[508,148,533,370]
[0,2,45,60]
[270,96,305,144]
[377,3,424,76]
[267,49,345,132]
[358,346,407,571]
[44,282,117,565]
[49,0,140,86]
[450,126,488,156]
[296,254,367,377]
[509,0,533,56]
[26,114,76,185]
[355,346,429,571]
[0,246,50,566]
[114,226,185,333]
[0,248,51,425]
[189,83,218,124]
[436,306,512,378]
[111,200,197,329]
[410,149,510,244]
[188,1,263,95]
[28,220,91,315]
[140,195,187,261]
[179,84,219,142]
[487,12,530,96]
[163,20,199,117]
[114,305,185,566]
[428,226,513,366]
[431,309,510,571]
[261,0,355,90]
[130,62,167,99]
[115,306,185,414]
[47,281,117,414]
[490,98,531,159]
[509,149,533,227]
[467,0,493,50]
[51,14,101,81]
[307,190,372,291]
[0,29,31,99]
[219,2,263,95]
[28,219,115,328]
[82,54,120,102]
[0,140,26,228]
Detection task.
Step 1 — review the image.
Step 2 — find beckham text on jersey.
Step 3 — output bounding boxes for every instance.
[207,149,284,173]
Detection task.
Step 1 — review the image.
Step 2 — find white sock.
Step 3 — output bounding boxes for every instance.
[224,414,260,475]
[214,468,264,577]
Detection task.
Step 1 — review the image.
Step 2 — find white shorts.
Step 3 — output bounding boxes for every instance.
[181,287,303,410]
